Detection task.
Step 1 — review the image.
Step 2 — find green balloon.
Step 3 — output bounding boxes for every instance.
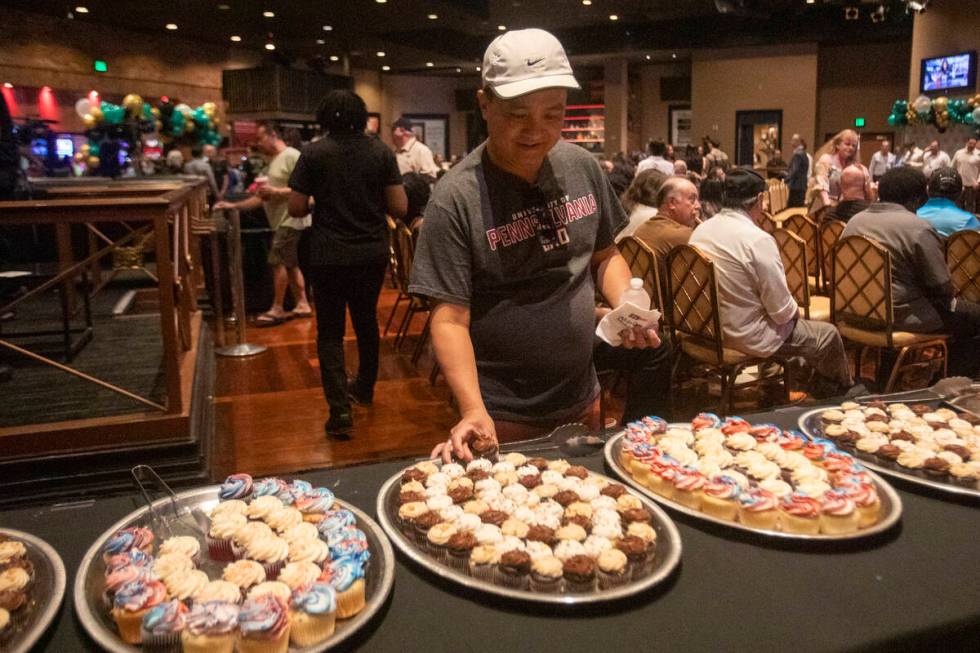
[88,142,100,156]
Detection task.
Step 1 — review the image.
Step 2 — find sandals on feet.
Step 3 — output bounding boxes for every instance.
[255,311,288,327]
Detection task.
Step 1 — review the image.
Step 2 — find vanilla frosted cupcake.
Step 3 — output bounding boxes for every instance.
[426,522,457,562]
[596,548,629,588]
[468,544,499,581]
[222,559,266,594]
[529,555,563,592]
[196,580,242,604]
[159,536,201,565]
[247,580,292,603]
[152,553,194,584]
[245,535,289,580]
[231,521,274,560]
[265,506,303,533]
[281,522,319,545]
[208,511,247,561]
[246,495,282,521]
[163,568,208,602]
[287,537,329,566]
[278,561,322,591]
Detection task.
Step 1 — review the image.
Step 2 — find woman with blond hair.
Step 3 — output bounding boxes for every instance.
[809,129,872,214]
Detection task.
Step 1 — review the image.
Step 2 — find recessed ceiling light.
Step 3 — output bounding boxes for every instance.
[166,23,178,30]
[645,54,651,60]
[329,55,339,62]
[230,35,242,42]
[426,62,434,67]
[456,67,462,73]
[476,66,481,71]
[382,65,391,71]
[376,51,385,57]
[316,39,325,44]
[582,0,592,4]
[218,4,230,9]
[428,13,438,20]
[263,10,274,18]
[806,0,815,3]
[265,43,276,50]
[376,0,387,3]
[498,25,506,30]
[609,14,619,21]
[75,6,89,13]
[322,25,333,31]
[671,52,677,59]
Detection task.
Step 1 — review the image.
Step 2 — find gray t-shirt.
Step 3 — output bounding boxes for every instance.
[410,141,627,423]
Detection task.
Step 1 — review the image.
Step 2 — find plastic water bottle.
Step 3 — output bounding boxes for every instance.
[619,277,651,310]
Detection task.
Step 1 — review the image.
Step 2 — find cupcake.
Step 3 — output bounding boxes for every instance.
[112,578,167,644]
[779,495,821,534]
[251,477,289,501]
[495,550,531,589]
[529,556,563,593]
[287,537,330,567]
[231,521,274,560]
[701,476,740,521]
[467,544,499,582]
[737,490,779,530]
[0,567,31,611]
[316,509,358,537]
[562,554,596,593]
[670,470,706,509]
[246,496,282,522]
[413,512,443,546]
[278,562,322,591]
[0,540,27,571]
[293,490,336,524]
[222,560,266,595]
[289,582,337,646]
[426,523,458,563]
[237,594,290,653]
[181,601,239,653]
[244,536,289,580]
[614,536,648,577]
[104,564,156,610]
[247,581,292,603]
[265,507,303,534]
[103,526,155,563]
[596,548,630,589]
[446,531,478,571]
[325,528,370,564]
[321,556,366,619]
[208,511,247,561]
[153,553,194,585]
[159,537,201,566]
[281,522,319,545]
[218,473,253,501]
[818,492,860,534]
[140,599,187,651]
[195,580,242,605]
[163,569,209,603]
[210,500,248,520]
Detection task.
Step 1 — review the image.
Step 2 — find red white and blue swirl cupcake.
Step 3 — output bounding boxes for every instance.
[251,477,289,502]
[737,489,779,530]
[315,508,357,537]
[111,577,167,644]
[293,490,336,524]
[219,474,253,502]
[237,593,290,653]
[103,526,155,563]
[288,582,337,646]
[319,556,365,619]
[140,599,187,651]
[182,600,239,653]
[325,527,371,566]
[701,476,740,521]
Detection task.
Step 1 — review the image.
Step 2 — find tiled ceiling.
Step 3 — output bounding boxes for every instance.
[1,0,912,76]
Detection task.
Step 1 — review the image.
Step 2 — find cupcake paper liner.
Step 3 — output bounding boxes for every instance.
[206,536,234,562]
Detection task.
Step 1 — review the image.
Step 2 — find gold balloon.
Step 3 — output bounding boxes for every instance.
[185,121,195,133]
[155,120,163,132]
[122,93,143,111]
[151,106,161,118]
[211,117,221,127]
[82,113,96,129]
[90,106,103,122]
[202,101,216,117]
[80,143,91,154]
[87,155,100,168]
[933,96,948,113]
[73,152,85,163]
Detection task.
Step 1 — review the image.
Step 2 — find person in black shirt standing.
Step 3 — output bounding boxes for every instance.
[287,91,407,436]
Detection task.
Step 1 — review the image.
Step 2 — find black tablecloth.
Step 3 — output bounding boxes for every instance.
[5,405,979,652]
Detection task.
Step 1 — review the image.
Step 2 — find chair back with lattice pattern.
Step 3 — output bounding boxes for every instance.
[617,236,663,311]
[832,235,894,345]
[946,229,980,303]
[395,224,416,294]
[666,244,724,363]
[773,229,810,318]
[817,218,845,294]
[782,213,819,278]
[759,212,778,235]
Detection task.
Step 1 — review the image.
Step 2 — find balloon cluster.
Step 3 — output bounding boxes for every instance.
[155,100,222,146]
[888,94,980,133]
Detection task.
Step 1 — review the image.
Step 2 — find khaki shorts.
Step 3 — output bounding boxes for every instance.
[268,226,302,267]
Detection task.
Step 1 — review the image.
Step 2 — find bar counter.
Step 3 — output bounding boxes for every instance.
[4,405,979,652]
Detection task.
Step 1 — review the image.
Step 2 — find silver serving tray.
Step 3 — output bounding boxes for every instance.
[376,468,682,605]
[798,408,980,500]
[604,431,903,541]
[0,528,66,653]
[73,486,395,653]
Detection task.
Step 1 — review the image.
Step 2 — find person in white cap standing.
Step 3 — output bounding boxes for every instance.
[410,29,666,462]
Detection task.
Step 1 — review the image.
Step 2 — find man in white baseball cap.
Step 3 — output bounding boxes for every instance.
[410,29,668,462]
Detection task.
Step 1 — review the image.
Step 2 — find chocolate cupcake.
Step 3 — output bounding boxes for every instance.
[466,469,491,482]
[891,430,916,442]
[620,508,652,525]
[399,491,426,505]
[923,457,951,477]
[615,535,648,576]
[562,555,596,592]
[943,444,972,461]
[526,457,549,471]
[447,485,474,505]
[564,466,589,480]
[909,404,931,416]
[479,510,509,527]
[600,484,627,499]
[518,473,542,489]
[525,525,557,547]
[446,532,478,572]
[552,490,580,507]
[470,433,499,459]
[495,550,531,589]
[875,443,902,462]
[401,468,428,484]
[562,514,592,534]
[412,511,442,545]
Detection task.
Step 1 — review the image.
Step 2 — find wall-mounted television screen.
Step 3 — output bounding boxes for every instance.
[921,51,976,92]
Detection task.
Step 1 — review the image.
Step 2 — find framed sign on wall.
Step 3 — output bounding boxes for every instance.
[402,113,449,160]
[669,106,692,148]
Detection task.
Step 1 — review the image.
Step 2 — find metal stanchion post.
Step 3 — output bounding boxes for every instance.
[215,209,266,357]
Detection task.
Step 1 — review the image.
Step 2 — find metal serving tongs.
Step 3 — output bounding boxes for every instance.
[131,465,208,539]
[853,375,973,405]
[497,422,609,458]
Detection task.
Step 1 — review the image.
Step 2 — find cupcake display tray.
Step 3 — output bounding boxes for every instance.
[605,431,903,541]
[0,529,67,653]
[73,486,395,653]
[799,408,980,500]
[375,467,682,605]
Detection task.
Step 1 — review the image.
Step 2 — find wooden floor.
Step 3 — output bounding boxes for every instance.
[212,285,459,478]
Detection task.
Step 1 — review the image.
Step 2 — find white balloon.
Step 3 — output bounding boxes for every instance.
[174,103,191,115]
[912,95,931,114]
[75,98,92,119]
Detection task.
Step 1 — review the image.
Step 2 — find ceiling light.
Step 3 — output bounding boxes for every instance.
[75,6,89,13]
[671,52,677,59]
[218,4,230,9]
[230,35,242,42]
[165,23,178,30]
[426,62,434,67]
[806,0,815,4]
[844,6,859,19]
[322,25,333,31]
[316,39,325,44]
[645,54,651,60]
[907,0,930,12]
[376,0,387,3]
[582,0,592,4]
[265,43,276,50]
[382,65,391,71]
[329,55,339,61]
[263,11,274,18]
[476,66,481,71]
[609,14,619,21]
[456,67,462,72]
[428,13,438,20]
[3,83,12,89]
[498,25,506,31]
[376,51,385,57]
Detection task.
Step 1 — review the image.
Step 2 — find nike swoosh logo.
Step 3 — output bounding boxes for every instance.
[526,58,544,66]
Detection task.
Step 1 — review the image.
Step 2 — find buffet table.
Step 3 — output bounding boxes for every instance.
[4,405,979,652]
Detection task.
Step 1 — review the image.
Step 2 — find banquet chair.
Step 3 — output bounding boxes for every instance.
[945,229,980,303]
[772,206,807,226]
[382,216,407,336]
[392,223,431,364]
[832,235,948,393]
[616,236,664,312]
[817,218,845,296]
[666,244,790,415]
[782,213,820,290]
[758,212,778,235]
[773,228,829,322]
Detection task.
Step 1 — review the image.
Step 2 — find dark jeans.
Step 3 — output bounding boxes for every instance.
[940,298,980,378]
[307,260,388,412]
[593,337,673,423]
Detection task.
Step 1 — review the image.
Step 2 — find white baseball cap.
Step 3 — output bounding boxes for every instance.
[482,28,580,99]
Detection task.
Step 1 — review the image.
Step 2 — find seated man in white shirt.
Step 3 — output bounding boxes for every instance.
[636,139,674,177]
[688,168,854,398]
